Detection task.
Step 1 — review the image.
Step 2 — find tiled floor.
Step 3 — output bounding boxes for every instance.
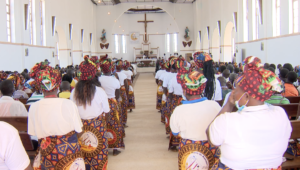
[107,73,178,170]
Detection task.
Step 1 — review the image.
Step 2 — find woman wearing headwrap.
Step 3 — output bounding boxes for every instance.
[194,52,222,101]
[155,62,166,111]
[99,56,125,156]
[122,60,135,112]
[170,68,221,170]
[167,57,185,151]
[28,66,85,169]
[70,56,109,169]
[6,74,29,99]
[159,62,170,124]
[115,60,129,130]
[208,56,291,170]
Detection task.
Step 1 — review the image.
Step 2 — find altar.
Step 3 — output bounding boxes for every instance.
[136,58,156,67]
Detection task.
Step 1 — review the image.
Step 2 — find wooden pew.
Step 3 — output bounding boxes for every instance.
[0,117,36,158]
[275,103,300,120]
[282,120,300,170]
[27,93,33,98]
[19,98,28,105]
[287,96,300,104]
[25,105,30,112]
[216,100,224,107]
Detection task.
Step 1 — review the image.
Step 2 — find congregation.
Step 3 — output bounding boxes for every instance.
[1,52,300,169]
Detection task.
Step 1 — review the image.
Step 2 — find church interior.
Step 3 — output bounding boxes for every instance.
[0,0,300,170]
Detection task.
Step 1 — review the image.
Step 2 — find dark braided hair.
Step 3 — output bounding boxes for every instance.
[203,60,215,100]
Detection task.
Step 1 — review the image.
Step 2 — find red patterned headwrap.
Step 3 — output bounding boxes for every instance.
[30,62,50,78]
[193,52,212,69]
[177,67,207,95]
[123,60,131,70]
[35,67,62,92]
[79,55,97,80]
[236,56,282,102]
[90,56,100,70]
[100,56,112,73]
[116,60,123,71]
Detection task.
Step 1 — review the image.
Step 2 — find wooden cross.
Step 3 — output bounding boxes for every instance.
[138,13,153,42]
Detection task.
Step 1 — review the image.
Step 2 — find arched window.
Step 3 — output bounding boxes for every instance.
[6,0,11,42]
[289,0,299,33]
[243,0,249,41]
[252,0,260,40]
[273,0,281,36]
[29,0,36,44]
[173,33,178,53]
[40,0,45,45]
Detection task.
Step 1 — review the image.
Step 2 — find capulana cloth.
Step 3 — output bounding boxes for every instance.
[79,55,97,81]
[35,67,62,92]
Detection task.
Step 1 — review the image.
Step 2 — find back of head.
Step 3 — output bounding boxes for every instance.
[23,69,28,73]
[218,76,226,86]
[226,64,234,73]
[0,80,14,96]
[283,63,293,71]
[264,63,270,69]
[268,67,275,73]
[287,71,298,83]
[60,81,71,92]
[222,69,230,78]
[66,69,74,77]
[62,74,73,84]
[280,68,289,79]
[270,64,276,70]
[229,73,237,84]
[219,65,227,73]
[234,67,240,74]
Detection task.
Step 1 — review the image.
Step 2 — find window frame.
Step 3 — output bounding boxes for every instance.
[6,0,11,42]
[273,0,281,36]
[243,0,249,41]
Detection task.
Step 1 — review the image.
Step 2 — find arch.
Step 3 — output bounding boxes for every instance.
[222,22,234,62]
[55,26,68,67]
[211,28,220,62]
[202,32,209,53]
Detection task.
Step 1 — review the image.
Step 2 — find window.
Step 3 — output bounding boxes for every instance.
[252,0,260,40]
[115,35,119,54]
[29,0,36,44]
[273,0,281,36]
[290,0,299,33]
[166,34,170,53]
[56,42,59,60]
[6,0,11,42]
[40,0,45,45]
[232,38,235,56]
[122,35,126,53]
[243,0,249,41]
[173,33,178,53]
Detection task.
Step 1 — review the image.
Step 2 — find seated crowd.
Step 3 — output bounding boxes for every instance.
[0,56,135,169]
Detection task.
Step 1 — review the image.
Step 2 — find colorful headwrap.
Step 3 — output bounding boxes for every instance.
[1,72,8,81]
[19,74,26,86]
[79,55,97,80]
[193,52,212,69]
[169,56,177,66]
[116,60,123,70]
[90,56,100,70]
[177,67,207,95]
[123,60,131,70]
[236,56,282,102]
[175,57,185,70]
[100,56,113,73]
[6,74,21,89]
[164,62,170,71]
[35,67,61,92]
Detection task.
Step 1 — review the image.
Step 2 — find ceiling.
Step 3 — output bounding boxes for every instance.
[92,0,194,6]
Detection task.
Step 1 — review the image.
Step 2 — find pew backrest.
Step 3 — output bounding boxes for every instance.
[287,96,300,104]
[275,103,300,119]
[19,98,28,105]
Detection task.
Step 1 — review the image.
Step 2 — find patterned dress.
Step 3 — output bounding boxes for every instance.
[120,86,129,127]
[211,160,281,170]
[178,139,220,170]
[156,82,163,110]
[127,80,135,109]
[169,94,183,149]
[33,131,85,170]
[164,97,172,135]
[106,98,125,149]
[80,114,108,170]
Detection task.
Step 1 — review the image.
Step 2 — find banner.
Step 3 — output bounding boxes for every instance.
[129,32,139,44]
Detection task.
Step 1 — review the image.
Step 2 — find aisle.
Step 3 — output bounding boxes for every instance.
[107,73,178,170]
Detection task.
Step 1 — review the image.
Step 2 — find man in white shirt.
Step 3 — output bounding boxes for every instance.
[170,68,221,169]
[0,80,27,117]
[0,122,32,170]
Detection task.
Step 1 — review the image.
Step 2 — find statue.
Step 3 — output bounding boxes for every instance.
[184,27,190,41]
[100,29,107,43]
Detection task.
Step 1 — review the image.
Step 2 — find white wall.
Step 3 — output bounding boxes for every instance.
[194,0,300,66]
[96,3,195,61]
[0,0,97,72]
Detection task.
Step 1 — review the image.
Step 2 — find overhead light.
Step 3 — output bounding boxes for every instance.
[98,0,101,3]
[122,30,124,32]
[108,12,111,15]
[119,26,121,28]
[114,20,117,23]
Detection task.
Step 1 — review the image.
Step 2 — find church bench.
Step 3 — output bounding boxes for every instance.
[287,96,300,104]
[27,93,33,98]
[19,98,28,105]
[0,117,36,158]
[275,103,300,120]
[216,100,224,107]
[25,104,30,112]
[282,120,300,170]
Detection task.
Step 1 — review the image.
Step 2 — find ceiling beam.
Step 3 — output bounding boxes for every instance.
[111,0,121,5]
[128,8,163,12]
[90,0,97,5]
[169,0,178,3]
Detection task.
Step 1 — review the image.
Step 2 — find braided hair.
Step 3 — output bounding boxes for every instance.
[203,60,215,100]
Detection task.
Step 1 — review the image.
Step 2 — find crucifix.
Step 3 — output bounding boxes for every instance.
[138,13,153,43]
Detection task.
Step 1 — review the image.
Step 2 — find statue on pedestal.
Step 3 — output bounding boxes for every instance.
[100,29,107,43]
[184,27,190,41]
